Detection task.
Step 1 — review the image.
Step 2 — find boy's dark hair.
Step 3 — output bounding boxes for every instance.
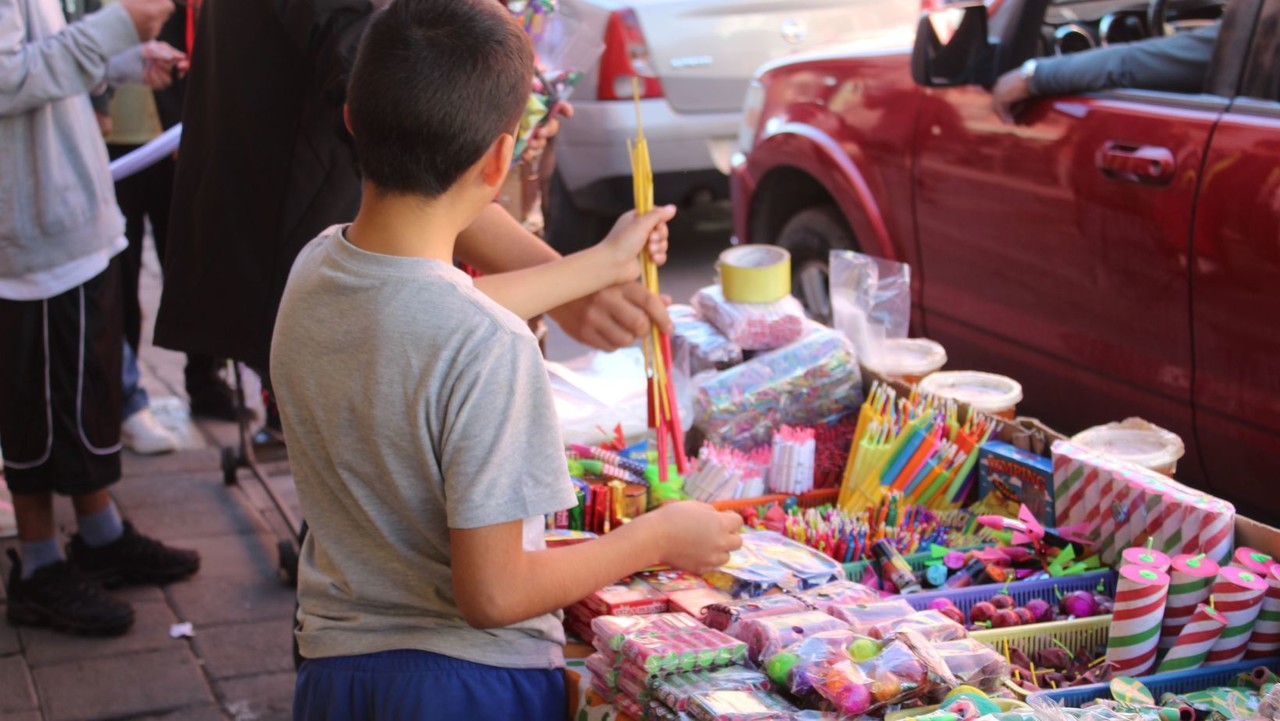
[347,0,533,198]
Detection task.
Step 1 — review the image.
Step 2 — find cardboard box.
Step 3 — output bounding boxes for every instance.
[579,577,669,617]
[977,441,1056,526]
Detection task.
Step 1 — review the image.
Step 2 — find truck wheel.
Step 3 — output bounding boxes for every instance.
[775,206,856,324]
[545,171,613,255]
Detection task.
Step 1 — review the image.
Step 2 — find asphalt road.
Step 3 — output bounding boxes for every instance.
[544,200,735,361]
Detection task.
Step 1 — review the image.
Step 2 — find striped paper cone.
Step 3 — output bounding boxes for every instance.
[1156,601,1227,673]
[1234,547,1276,577]
[1200,500,1235,566]
[1205,565,1268,666]
[1123,546,1172,572]
[1160,553,1219,651]
[1107,565,1171,676]
[1245,566,1280,659]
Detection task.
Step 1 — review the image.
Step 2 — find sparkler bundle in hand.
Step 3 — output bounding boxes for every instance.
[629,80,687,481]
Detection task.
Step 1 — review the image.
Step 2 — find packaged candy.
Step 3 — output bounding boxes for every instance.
[730,610,850,664]
[670,304,744,376]
[867,610,968,642]
[622,627,749,676]
[932,639,1011,692]
[580,577,669,617]
[685,688,799,721]
[827,599,915,636]
[812,629,957,715]
[693,328,863,449]
[638,569,712,594]
[704,531,847,598]
[591,613,702,651]
[654,666,774,713]
[616,664,655,703]
[796,580,882,614]
[669,587,735,621]
[613,692,645,719]
[704,594,813,633]
[585,652,619,690]
[692,285,806,352]
[761,629,860,697]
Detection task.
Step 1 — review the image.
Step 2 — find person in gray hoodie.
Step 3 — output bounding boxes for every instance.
[0,0,201,636]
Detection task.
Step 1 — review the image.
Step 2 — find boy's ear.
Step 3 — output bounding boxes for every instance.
[343,105,353,135]
[478,133,516,189]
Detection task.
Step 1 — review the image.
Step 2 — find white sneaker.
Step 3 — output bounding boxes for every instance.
[122,407,179,455]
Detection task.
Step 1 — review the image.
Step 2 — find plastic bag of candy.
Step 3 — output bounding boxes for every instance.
[671,304,744,377]
[694,328,863,450]
[795,580,883,614]
[622,627,748,676]
[931,639,1011,693]
[692,285,806,352]
[704,594,814,633]
[866,610,968,642]
[729,610,850,664]
[827,599,915,636]
[653,666,774,713]
[811,629,958,716]
[704,531,847,598]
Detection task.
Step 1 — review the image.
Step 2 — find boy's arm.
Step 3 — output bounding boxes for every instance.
[451,502,742,630]
[472,205,674,322]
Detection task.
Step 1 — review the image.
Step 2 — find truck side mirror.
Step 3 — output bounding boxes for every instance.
[911,3,999,87]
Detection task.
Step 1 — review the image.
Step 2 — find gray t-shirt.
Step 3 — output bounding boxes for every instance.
[271,225,578,668]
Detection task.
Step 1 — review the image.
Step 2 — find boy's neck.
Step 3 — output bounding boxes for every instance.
[346,183,465,263]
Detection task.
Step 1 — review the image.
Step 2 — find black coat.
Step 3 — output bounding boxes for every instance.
[155,0,374,372]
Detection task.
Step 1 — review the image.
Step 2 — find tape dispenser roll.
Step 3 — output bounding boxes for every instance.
[717,245,792,304]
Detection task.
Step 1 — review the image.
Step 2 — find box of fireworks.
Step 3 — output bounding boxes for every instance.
[1026,656,1280,708]
[1235,515,1280,560]
[975,441,1056,527]
[579,577,669,618]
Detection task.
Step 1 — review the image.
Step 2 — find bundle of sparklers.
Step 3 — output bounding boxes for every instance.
[629,80,686,481]
[838,382,997,513]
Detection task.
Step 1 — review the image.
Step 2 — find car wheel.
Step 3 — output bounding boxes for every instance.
[545,171,613,255]
[774,206,856,324]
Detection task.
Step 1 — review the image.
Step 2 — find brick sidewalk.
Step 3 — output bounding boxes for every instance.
[0,240,299,721]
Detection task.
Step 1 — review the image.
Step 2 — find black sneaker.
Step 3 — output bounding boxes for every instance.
[5,550,135,636]
[67,521,201,588]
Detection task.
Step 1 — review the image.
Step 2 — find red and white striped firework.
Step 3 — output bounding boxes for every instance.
[1160,553,1219,651]
[1096,472,1126,564]
[1156,601,1227,673]
[1234,547,1277,577]
[1246,566,1280,660]
[1123,546,1172,573]
[1106,565,1171,676]
[1051,441,1100,533]
[1182,497,1235,565]
[1205,565,1268,666]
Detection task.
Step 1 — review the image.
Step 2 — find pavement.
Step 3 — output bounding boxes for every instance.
[0,202,734,721]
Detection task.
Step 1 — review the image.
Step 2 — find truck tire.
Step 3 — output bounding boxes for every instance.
[775,206,856,324]
[545,171,613,255]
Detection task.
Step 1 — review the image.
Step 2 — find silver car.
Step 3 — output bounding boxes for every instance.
[545,0,919,252]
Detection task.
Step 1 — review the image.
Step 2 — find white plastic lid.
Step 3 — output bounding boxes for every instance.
[863,338,948,377]
[1071,418,1185,472]
[918,371,1024,414]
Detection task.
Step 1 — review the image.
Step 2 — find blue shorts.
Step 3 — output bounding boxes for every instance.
[294,649,567,721]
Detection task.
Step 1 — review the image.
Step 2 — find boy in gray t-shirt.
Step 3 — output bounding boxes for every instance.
[271,1,743,718]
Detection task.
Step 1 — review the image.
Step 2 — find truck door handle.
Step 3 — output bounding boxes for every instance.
[1096,142,1175,186]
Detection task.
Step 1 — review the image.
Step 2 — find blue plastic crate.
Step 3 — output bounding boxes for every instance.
[1028,656,1280,707]
[901,570,1117,616]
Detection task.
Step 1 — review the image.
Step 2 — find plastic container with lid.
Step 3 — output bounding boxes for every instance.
[917,371,1024,420]
[1071,417,1186,476]
[862,338,948,385]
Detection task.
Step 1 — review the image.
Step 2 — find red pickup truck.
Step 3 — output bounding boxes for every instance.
[731,0,1280,519]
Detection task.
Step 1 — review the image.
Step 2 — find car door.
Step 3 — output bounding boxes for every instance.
[1190,0,1280,519]
[911,15,1229,477]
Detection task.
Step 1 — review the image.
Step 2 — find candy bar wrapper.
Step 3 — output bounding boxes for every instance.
[670,304,744,377]
[580,577,669,617]
[654,667,774,713]
[704,594,813,633]
[592,613,702,651]
[729,610,849,663]
[621,627,748,676]
[933,639,1011,692]
[692,285,806,352]
[669,588,735,622]
[693,328,863,450]
[685,688,798,721]
[795,580,882,614]
[827,599,915,636]
[867,609,968,642]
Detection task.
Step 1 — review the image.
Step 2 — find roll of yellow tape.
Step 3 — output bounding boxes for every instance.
[717,245,792,304]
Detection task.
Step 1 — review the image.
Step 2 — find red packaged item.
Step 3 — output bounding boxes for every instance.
[581,577,669,617]
[592,613,702,651]
[670,588,735,621]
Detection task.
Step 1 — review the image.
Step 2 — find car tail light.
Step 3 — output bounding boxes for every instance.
[597,9,664,101]
[737,80,766,154]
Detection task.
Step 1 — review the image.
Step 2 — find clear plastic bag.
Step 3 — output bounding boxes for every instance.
[692,285,807,351]
[932,639,1011,692]
[704,594,814,633]
[812,629,958,716]
[795,581,883,614]
[830,250,912,364]
[653,667,775,713]
[866,610,968,642]
[761,629,860,697]
[704,531,848,599]
[693,328,863,450]
[827,599,915,636]
[671,305,745,377]
[730,610,850,664]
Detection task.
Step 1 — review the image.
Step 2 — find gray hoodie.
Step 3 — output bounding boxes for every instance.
[0,1,141,298]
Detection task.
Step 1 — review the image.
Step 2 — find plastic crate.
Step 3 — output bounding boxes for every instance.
[902,570,1118,615]
[970,614,1111,656]
[884,698,1029,721]
[1027,656,1280,707]
[711,488,840,514]
[842,543,994,579]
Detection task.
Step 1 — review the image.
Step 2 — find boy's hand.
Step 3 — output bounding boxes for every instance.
[640,501,744,575]
[549,282,672,352]
[600,205,675,286]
